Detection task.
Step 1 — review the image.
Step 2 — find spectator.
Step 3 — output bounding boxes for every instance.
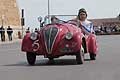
[7,26,13,41]
[0,26,5,41]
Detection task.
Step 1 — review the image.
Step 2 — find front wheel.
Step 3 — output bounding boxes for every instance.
[26,52,36,65]
[48,57,54,61]
[89,53,96,60]
[76,49,84,64]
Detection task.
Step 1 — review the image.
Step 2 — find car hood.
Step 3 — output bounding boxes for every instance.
[41,23,81,54]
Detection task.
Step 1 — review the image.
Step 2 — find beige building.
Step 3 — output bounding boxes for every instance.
[0,0,20,27]
[0,0,22,40]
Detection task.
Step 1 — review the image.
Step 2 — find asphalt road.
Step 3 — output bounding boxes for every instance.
[0,35,120,80]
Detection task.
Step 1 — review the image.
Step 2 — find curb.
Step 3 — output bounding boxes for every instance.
[0,39,22,44]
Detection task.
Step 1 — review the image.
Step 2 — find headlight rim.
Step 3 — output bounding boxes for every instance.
[30,32,38,41]
[65,32,73,40]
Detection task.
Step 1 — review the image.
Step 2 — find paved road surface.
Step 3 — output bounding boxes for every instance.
[0,35,120,80]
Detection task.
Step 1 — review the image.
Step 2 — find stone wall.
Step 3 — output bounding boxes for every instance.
[0,0,22,41]
[0,0,20,28]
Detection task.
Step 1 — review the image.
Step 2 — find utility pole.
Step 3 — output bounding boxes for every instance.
[48,0,50,22]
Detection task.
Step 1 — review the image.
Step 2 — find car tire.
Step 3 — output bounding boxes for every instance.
[82,37,87,53]
[48,58,54,61]
[89,53,96,60]
[26,52,36,65]
[76,49,84,64]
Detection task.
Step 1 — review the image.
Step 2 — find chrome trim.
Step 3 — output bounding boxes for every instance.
[48,27,52,54]
[30,32,38,40]
[44,28,50,54]
[50,28,59,54]
[44,27,59,54]
[44,33,48,53]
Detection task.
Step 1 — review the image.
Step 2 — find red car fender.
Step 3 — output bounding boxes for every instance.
[87,34,98,54]
[21,33,34,52]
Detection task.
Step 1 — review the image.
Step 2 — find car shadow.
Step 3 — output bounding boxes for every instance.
[3,59,91,66]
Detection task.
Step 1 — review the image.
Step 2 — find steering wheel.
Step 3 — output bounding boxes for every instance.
[67,20,78,26]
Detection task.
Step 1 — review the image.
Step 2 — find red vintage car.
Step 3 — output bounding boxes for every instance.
[21,16,98,65]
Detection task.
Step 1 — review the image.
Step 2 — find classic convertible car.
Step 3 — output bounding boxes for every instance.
[21,16,98,65]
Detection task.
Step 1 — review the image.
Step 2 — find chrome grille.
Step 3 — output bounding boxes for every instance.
[44,27,58,54]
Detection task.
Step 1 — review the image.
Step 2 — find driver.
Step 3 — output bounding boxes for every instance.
[77,8,95,35]
[75,8,96,53]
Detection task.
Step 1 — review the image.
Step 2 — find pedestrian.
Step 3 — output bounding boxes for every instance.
[7,26,13,41]
[0,26,5,41]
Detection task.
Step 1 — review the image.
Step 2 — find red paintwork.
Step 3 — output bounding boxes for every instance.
[21,23,98,58]
[86,34,98,54]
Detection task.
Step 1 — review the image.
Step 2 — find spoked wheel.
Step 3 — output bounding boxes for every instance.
[76,49,84,64]
[26,52,36,65]
[89,53,96,60]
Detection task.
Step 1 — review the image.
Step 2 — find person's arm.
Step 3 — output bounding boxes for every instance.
[11,28,13,33]
[81,27,90,35]
[67,19,80,27]
[81,22,94,35]
[90,23,95,34]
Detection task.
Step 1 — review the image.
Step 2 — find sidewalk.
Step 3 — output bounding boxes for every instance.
[0,39,22,44]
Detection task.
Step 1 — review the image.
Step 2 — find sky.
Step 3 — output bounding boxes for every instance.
[17,0,120,28]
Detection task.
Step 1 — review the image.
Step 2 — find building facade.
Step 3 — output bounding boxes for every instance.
[0,0,20,27]
[0,0,22,40]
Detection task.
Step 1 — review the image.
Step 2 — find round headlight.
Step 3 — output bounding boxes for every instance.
[65,32,73,40]
[30,32,38,40]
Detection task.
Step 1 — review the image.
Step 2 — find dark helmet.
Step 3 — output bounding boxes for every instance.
[51,16,58,21]
[79,8,87,14]
[77,8,87,20]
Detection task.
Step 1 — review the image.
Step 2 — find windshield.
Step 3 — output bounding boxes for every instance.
[44,15,77,25]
